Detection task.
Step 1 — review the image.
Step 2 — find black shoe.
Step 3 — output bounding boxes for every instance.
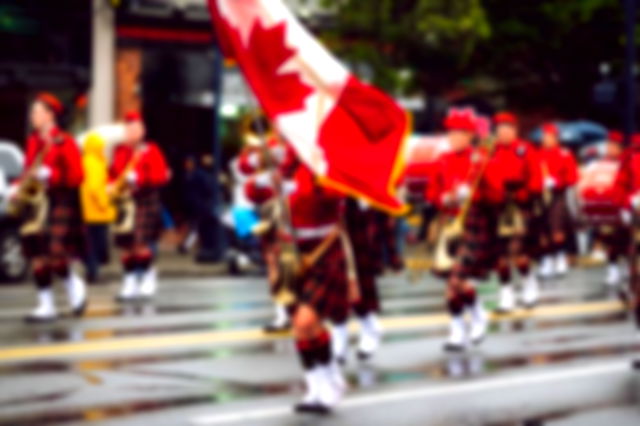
[263,321,291,334]
[72,299,88,317]
[294,402,331,415]
[115,294,139,304]
[470,334,485,346]
[357,350,373,361]
[443,342,465,353]
[24,313,57,324]
[632,359,640,371]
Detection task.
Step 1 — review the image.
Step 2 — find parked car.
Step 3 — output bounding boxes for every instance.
[0,140,28,282]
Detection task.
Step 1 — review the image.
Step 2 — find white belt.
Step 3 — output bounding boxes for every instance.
[294,224,337,241]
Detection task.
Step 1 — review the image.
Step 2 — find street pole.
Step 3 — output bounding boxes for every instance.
[89,0,115,127]
[211,46,227,260]
[197,46,227,262]
[623,0,636,142]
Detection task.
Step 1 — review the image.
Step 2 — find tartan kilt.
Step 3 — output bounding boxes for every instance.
[497,200,542,260]
[293,238,349,324]
[545,190,572,235]
[345,200,385,275]
[357,273,380,313]
[596,224,630,258]
[525,199,546,260]
[115,189,163,249]
[454,202,499,280]
[22,188,86,259]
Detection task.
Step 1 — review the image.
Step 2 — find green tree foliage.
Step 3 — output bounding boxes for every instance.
[320,0,490,95]
[322,0,636,119]
[473,0,626,115]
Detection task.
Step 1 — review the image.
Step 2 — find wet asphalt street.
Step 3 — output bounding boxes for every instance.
[0,266,639,426]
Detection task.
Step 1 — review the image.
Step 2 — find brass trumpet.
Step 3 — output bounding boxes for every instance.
[8,144,51,236]
[431,137,497,273]
[110,150,142,236]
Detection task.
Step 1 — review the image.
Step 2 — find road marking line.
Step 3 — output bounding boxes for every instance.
[0,300,625,363]
[189,360,632,425]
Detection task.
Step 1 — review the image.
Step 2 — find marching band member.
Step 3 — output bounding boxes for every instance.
[538,123,579,279]
[110,112,170,301]
[14,93,87,322]
[491,112,543,311]
[579,131,626,287]
[430,109,503,351]
[236,120,296,333]
[331,198,400,364]
[245,151,348,414]
[613,133,640,353]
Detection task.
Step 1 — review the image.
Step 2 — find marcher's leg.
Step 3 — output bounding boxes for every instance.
[462,280,487,344]
[444,278,467,352]
[26,258,57,322]
[496,256,515,313]
[553,232,569,276]
[137,246,158,298]
[51,252,87,317]
[518,254,540,308]
[330,321,349,365]
[293,304,343,414]
[118,251,139,301]
[84,225,99,283]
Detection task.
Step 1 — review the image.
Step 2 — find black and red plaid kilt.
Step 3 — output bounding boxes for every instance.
[544,190,572,236]
[355,273,380,314]
[595,224,630,260]
[21,234,49,259]
[22,188,86,259]
[452,202,499,280]
[345,201,384,275]
[496,199,542,260]
[115,188,163,249]
[525,198,546,260]
[293,238,349,324]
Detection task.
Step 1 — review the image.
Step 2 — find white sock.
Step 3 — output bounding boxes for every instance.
[331,323,350,361]
[358,313,382,355]
[65,271,86,309]
[139,266,157,296]
[272,303,289,326]
[447,315,466,346]
[120,273,139,298]
[32,289,56,317]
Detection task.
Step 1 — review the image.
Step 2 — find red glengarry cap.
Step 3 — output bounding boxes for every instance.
[36,92,63,116]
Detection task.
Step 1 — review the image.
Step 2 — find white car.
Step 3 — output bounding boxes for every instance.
[0,140,28,282]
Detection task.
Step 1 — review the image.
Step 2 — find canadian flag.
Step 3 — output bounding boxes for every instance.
[207,0,410,214]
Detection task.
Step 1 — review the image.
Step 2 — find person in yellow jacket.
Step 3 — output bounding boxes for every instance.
[81,133,116,282]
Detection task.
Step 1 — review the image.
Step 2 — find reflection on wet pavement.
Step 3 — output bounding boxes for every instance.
[0,269,638,425]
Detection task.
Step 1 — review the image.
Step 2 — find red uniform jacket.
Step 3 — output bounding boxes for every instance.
[427,147,504,216]
[110,142,170,188]
[245,163,344,239]
[23,127,84,188]
[539,146,578,190]
[492,139,542,203]
[614,147,640,207]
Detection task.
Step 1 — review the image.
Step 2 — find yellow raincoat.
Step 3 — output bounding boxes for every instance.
[81,133,116,224]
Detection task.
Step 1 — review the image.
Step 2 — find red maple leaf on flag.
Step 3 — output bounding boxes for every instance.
[243,21,314,115]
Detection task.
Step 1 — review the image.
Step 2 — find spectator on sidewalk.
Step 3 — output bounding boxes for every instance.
[81,133,115,283]
[195,153,226,262]
[178,155,199,254]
